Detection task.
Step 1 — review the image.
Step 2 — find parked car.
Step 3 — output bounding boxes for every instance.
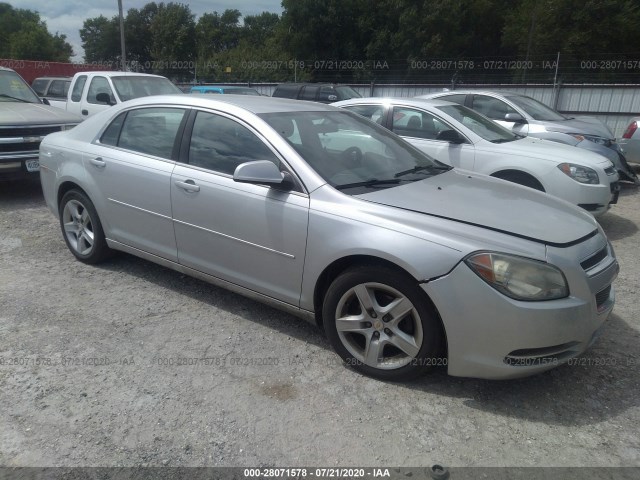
[419,90,639,185]
[190,85,261,95]
[0,67,81,180]
[40,95,618,381]
[335,97,619,217]
[31,76,72,108]
[272,83,361,103]
[50,71,183,118]
[619,117,640,165]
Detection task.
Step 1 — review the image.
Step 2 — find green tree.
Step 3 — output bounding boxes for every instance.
[0,2,74,61]
[149,2,196,62]
[80,15,120,63]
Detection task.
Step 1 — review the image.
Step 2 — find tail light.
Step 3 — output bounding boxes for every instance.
[622,121,637,139]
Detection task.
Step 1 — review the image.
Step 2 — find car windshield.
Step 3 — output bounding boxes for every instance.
[335,86,362,100]
[225,88,260,96]
[437,104,518,143]
[0,70,41,103]
[260,110,450,193]
[506,95,566,121]
[111,76,182,101]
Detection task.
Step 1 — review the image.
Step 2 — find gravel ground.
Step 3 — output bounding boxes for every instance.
[0,177,639,470]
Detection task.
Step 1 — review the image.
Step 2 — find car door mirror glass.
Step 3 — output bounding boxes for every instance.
[505,112,526,124]
[436,129,465,144]
[233,160,292,189]
[96,92,114,105]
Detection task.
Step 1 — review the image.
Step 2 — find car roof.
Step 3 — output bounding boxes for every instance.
[118,94,339,114]
[336,97,460,108]
[427,90,524,98]
[78,71,169,79]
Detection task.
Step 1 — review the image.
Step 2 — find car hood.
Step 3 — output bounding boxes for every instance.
[0,102,81,125]
[358,169,598,246]
[479,136,611,167]
[536,116,614,139]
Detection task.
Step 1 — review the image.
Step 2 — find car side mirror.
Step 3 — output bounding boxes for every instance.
[96,92,115,106]
[233,160,294,190]
[42,98,51,106]
[505,112,526,124]
[436,129,465,144]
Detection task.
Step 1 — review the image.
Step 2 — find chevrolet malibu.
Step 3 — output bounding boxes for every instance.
[335,97,619,217]
[39,95,618,380]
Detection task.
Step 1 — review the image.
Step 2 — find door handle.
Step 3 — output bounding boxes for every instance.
[90,157,106,168]
[81,109,88,116]
[174,180,200,193]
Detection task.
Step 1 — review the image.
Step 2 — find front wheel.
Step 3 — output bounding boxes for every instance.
[323,266,444,381]
[59,190,111,264]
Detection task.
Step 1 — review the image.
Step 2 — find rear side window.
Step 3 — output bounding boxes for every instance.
[112,107,187,159]
[48,80,69,98]
[439,94,466,105]
[71,76,87,102]
[32,79,48,96]
[300,86,319,101]
[100,112,127,146]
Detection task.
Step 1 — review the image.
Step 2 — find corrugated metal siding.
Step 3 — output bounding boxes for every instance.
[234,82,640,137]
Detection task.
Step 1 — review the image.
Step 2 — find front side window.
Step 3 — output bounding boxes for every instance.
[261,110,450,194]
[438,94,466,105]
[188,111,280,175]
[392,106,448,140]
[31,79,48,96]
[87,76,115,105]
[472,95,518,120]
[343,104,386,125]
[506,95,566,121]
[116,107,187,159]
[438,104,518,143]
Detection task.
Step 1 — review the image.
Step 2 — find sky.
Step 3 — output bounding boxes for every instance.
[9,0,284,61]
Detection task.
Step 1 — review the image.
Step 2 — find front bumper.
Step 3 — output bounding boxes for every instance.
[0,153,40,180]
[423,235,618,379]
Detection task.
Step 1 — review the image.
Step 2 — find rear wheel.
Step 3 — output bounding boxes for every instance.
[492,171,545,191]
[323,265,444,381]
[59,190,111,264]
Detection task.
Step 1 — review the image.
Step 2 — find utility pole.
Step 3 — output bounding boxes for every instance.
[118,0,127,71]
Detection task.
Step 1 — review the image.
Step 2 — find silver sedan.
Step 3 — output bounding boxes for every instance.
[39,95,618,380]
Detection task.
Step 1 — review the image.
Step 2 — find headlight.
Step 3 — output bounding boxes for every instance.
[558,163,600,184]
[60,124,78,131]
[568,133,610,146]
[465,252,569,301]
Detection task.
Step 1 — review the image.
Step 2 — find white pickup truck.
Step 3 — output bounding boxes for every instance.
[53,71,182,118]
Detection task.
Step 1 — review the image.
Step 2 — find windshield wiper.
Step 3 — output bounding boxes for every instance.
[490,138,517,144]
[394,164,451,178]
[335,178,402,190]
[0,94,33,103]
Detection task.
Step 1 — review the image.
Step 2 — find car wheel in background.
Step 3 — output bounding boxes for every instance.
[493,171,545,192]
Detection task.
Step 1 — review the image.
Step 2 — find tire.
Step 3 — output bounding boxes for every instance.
[323,265,444,381]
[59,190,111,264]
[493,171,545,192]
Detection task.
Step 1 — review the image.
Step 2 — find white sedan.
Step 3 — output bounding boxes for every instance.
[335,97,620,216]
[619,117,640,164]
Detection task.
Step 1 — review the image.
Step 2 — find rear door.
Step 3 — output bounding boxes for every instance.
[84,106,188,261]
